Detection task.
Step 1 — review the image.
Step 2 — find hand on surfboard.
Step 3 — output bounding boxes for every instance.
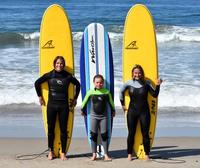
[39,96,45,106]
[122,106,128,113]
[80,111,86,116]
[69,99,77,108]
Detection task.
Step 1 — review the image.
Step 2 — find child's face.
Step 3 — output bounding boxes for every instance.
[94,77,104,89]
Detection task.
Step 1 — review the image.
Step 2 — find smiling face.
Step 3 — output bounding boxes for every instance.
[54,58,64,72]
[93,77,104,89]
[132,68,143,80]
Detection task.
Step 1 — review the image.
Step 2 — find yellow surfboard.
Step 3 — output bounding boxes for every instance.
[123,4,158,159]
[39,4,74,157]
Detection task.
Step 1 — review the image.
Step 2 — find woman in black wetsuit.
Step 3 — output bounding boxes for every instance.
[119,64,162,161]
[35,56,80,160]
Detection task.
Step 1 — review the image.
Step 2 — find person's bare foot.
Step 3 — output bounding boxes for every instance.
[48,151,54,160]
[60,153,67,161]
[104,154,112,161]
[144,155,150,161]
[91,153,97,161]
[127,154,132,161]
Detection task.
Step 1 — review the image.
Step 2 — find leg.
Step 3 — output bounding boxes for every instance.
[90,117,99,160]
[58,104,69,160]
[140,112,151,159]
[100,118,111,161]
[127,111,138,160]
[47,103,57,159]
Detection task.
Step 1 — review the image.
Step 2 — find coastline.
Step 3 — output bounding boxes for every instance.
[0,104,200,138]
[0,104,200,167]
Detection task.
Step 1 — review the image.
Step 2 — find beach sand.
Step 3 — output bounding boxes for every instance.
[0,137,199,168]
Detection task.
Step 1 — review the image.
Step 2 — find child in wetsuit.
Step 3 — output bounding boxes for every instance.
[81,74,115,161]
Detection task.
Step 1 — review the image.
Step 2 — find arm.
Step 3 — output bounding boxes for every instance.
[70,76,81,100]
[81,90,92,110]
[69,76,81,107]
[34,72,50,105]
[119,82,129,112]
[34,73,50,97]
[147,79,162,98]
[119,82,129,106]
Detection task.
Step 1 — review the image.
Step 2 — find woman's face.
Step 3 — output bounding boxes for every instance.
[54,58,64,72]
[93,77,104,89]
[132,68,142,80]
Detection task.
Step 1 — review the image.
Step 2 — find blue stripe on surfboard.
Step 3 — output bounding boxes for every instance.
[80,35,86,101]
[85,28,92,144]
[94,23,99,74]
[108,36,114,98]
[104,32,110,143]
[104,31,112,144]
[104,32,110,90]
[84,28,90,92]
[108,34,114,132]
[80,32,88,133]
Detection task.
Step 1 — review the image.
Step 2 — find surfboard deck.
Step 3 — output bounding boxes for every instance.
[123,4,158,159]
[39,4,74,157]
[80,23,114,148]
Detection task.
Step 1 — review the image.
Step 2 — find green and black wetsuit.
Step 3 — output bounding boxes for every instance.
[81,88,115,154]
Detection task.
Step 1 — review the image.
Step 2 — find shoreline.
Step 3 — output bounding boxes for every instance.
[0,104,200,138]
[0,137,200,168]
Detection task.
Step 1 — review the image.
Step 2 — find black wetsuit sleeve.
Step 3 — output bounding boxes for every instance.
[34,72,51,97]
[147,83,160,98]
[119,82,129,106]
[70,76,81,99]
[81,90,92,111]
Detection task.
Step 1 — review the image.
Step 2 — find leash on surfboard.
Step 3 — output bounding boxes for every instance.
[151,156,186,164]
[15,149,49,160]
[96,145,104,158]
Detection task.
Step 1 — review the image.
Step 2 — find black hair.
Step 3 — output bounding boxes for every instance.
[93,74,104,82]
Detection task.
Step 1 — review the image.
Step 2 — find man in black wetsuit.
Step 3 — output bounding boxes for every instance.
[35,56,80,160]
[119,64,162,161]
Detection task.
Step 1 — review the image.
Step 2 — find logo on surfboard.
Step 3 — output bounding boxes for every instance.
[125,41,138,49]
[42,40,55,49]
[150,99,156,115]
[90,35,95,63]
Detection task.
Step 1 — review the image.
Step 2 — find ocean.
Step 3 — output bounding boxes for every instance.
[0,0,200,137]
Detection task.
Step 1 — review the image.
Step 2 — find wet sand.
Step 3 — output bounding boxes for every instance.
[0,137,200,168]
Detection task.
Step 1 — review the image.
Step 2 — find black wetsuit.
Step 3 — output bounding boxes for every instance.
[119,79,160,155]
[35,70,80,153]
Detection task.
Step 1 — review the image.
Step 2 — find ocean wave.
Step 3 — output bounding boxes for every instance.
[1,25,200,45]
[156,25,200,42]
[0,32,39,45]
[73,25,200,43]
[0,85,200,108]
